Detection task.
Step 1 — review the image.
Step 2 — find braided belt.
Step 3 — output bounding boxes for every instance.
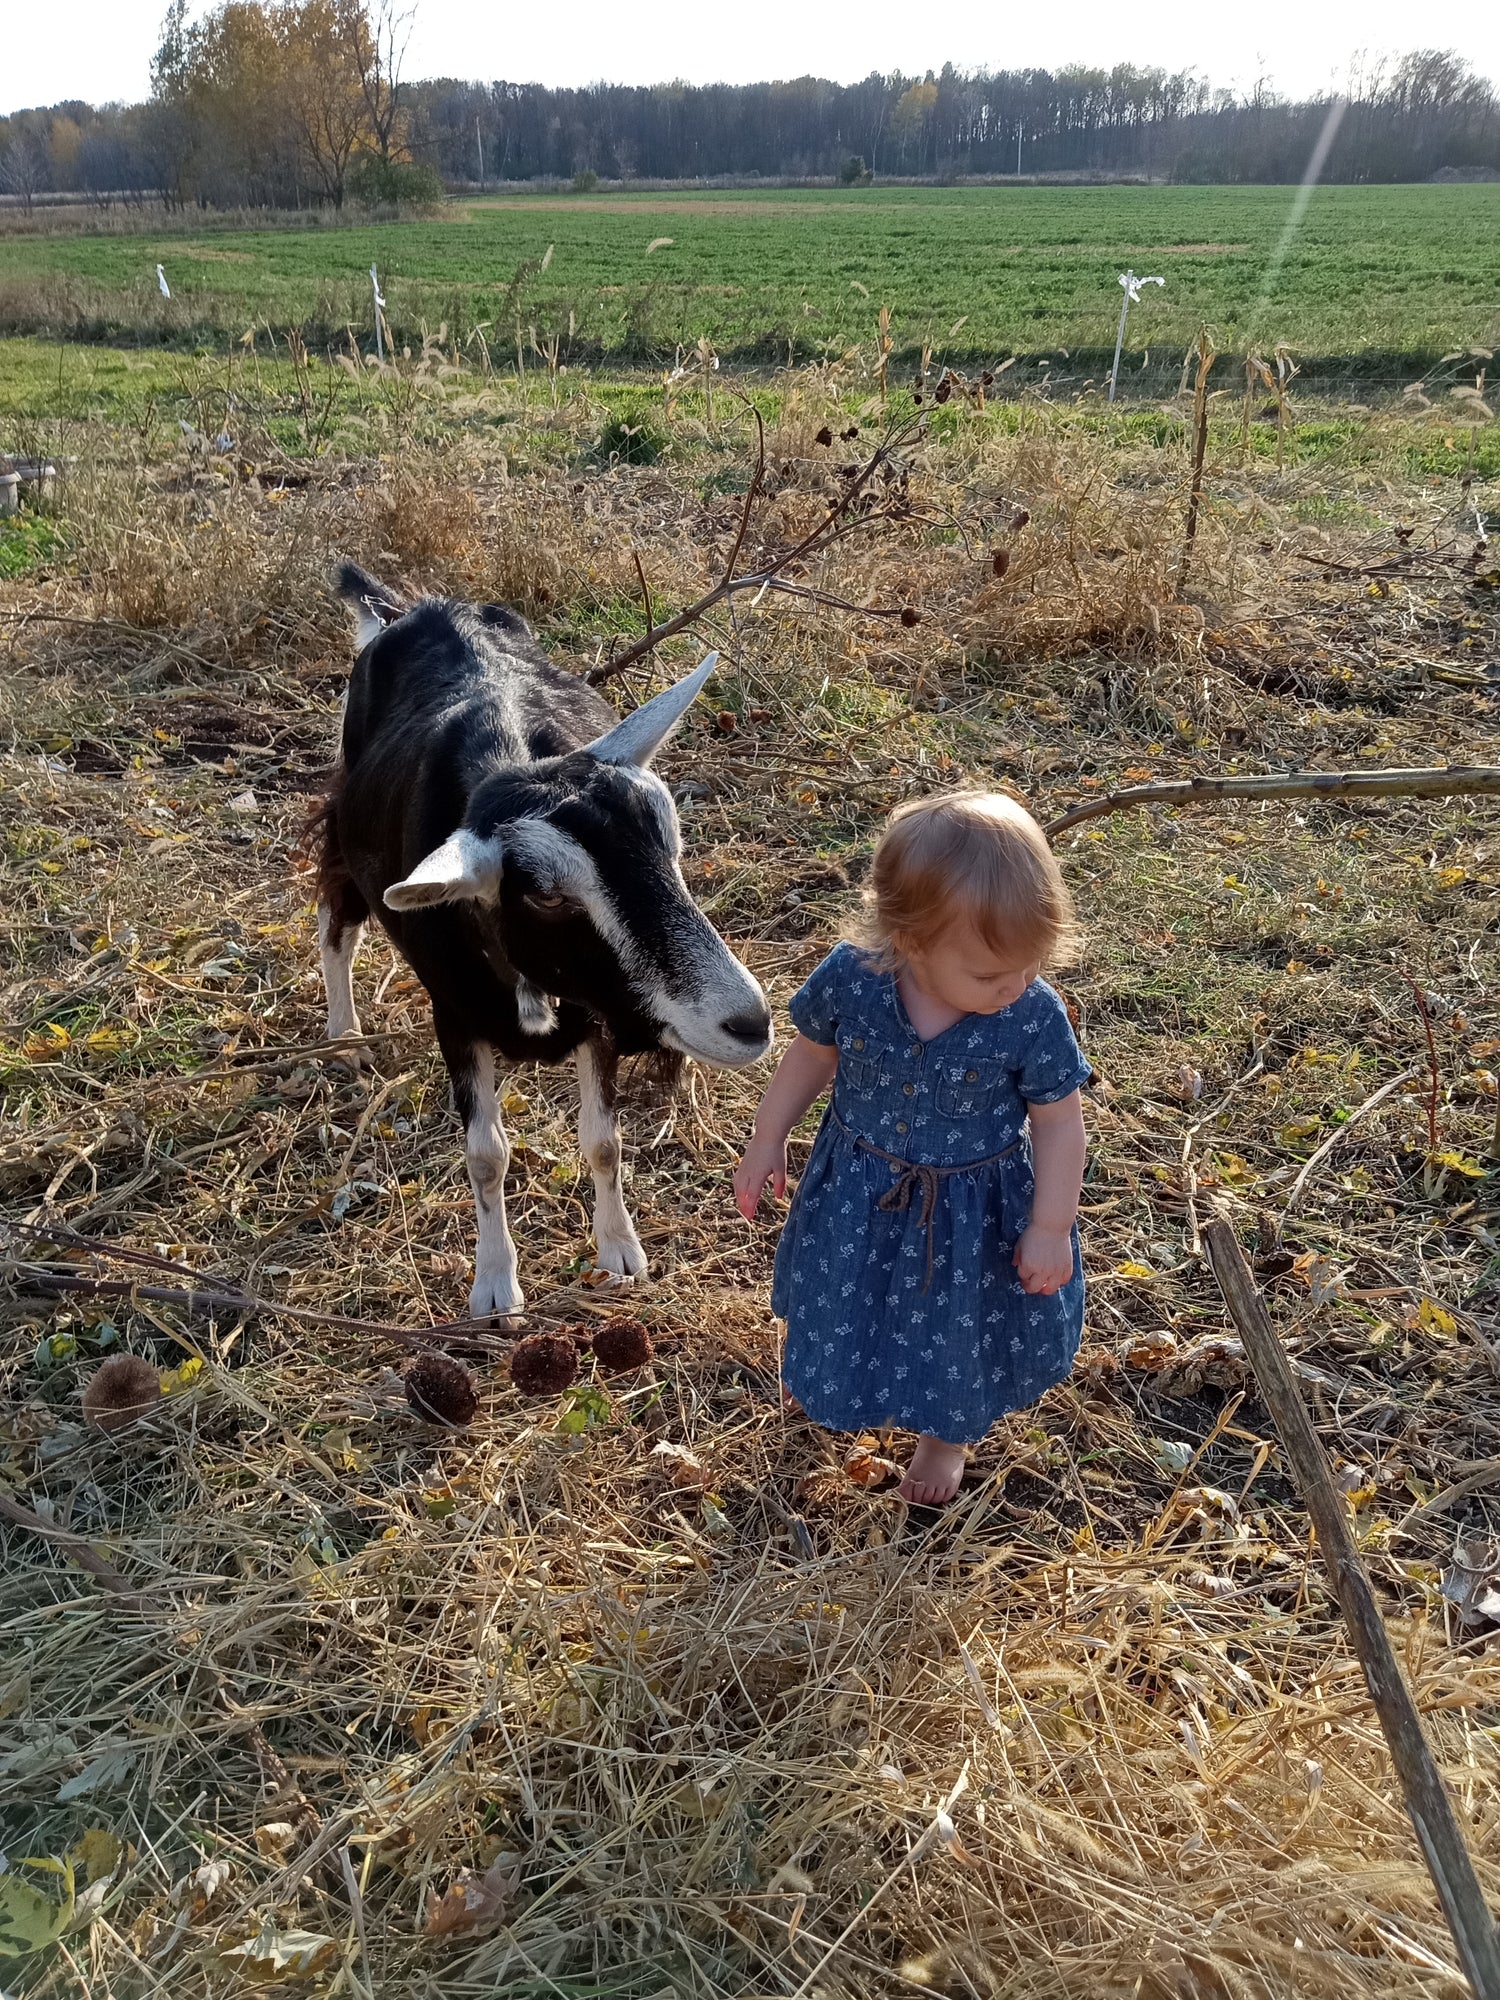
[831,1106,1020,1291]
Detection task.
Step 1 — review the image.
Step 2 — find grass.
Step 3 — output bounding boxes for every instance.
[2,335,1500,1995]
[1,184,1499,380]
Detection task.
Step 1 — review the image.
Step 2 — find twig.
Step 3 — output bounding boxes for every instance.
[1178,329,1215,588]
[9,1270,514,1356]
[0,1489,154,1610]
[1283,1067,1420,1214]
[588,411,921,686]
[631,548,655,646]
[1044,764,1500,841]
[1400,974,1442,1157]
[1204,1219,1500,2000]
[1396,1458,1500,1536]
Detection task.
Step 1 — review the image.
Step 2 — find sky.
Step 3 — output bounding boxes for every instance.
[6,0,1500,116]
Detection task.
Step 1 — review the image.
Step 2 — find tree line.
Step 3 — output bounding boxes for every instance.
[1,2,1496,211]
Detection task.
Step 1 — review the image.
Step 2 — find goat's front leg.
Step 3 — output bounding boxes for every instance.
[576,1039,646,1283]
[447,1036,524,1319]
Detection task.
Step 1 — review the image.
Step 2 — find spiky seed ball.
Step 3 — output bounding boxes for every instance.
[82,1354,162,1433]
[900,607,919,628]
[992,548,1011,579]
[510,1332,579,1398]
[405,1352,479,1427]
[590,1318,653,1373]
[814,425,833,447]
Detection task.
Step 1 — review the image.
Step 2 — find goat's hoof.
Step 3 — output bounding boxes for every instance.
[593,1238,649,1285]
[470,1273,525,1321]
[326,1029,366,1072]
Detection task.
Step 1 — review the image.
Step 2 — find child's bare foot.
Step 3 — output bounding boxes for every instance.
[899,1435,966,1506]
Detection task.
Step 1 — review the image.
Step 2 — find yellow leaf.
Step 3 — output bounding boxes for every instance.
[71,1828,123,1883]
[1114,1261,1156,1281]
[0,1855,75,1958]
[1429,1150,1487,1180]
[1213,1153,1255,1186]
[85,1026,135,1053]
[1413,1298,1459,1339]
[1437,866,1468,888]
[37,860,63,875]
[1279,1119,1321,1145]
[159,1356,204,1396]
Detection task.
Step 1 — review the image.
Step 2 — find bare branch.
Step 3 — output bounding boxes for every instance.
[1043,764,1500,841]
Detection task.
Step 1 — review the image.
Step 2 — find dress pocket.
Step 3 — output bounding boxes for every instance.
[934,1057,1005,1118]
[836,1030,884,1095]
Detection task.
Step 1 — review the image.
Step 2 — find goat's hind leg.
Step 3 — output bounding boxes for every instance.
[443,1029,524,1320]
[314,799,370,1060]
[576,1038,646,1284]
[318,901,368,1050]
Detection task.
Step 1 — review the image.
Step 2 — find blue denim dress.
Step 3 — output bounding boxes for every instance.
[771,943,1091,1444]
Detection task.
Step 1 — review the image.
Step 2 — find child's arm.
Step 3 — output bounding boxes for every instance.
[1013,1089,1086,1295]
[733,1034,840,1219]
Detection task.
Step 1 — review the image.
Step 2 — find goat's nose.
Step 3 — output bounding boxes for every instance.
[722,1001,772,1046]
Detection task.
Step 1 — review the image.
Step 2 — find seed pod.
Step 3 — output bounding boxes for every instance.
[900,607,919,628]
[83,1354,162,1433]
[405,1352,479,1426]
[716,710,736,734]
[590,1318,653,1372]
[814,425,833,447]
[510,1332,580,1397]
[934,379,952,404]
[992,549,1011,579]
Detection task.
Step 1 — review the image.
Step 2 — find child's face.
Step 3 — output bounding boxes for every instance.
[903,921,1040,1014]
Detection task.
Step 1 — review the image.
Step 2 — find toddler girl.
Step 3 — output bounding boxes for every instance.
[734,792,1089,1506]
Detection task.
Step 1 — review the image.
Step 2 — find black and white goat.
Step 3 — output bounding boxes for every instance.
[313,563,772,1317]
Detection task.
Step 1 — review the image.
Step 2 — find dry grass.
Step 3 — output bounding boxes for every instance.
[3,359,1500,1997]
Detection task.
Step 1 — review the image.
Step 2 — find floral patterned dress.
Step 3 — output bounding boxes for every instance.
[771,942,1091,1444]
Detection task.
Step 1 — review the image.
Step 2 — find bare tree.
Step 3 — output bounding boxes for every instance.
[0,128,50,213]
[355,0,414,163]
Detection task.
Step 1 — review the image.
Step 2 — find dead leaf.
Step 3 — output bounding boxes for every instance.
[219,1919,339,1982]
[1442,1536,1500,1626]
[651,1439,706,1488]
[842,1444,900,1488]
[422,1856,519,1941]
[252,1822,297,1861]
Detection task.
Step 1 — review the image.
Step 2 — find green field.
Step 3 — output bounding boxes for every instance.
[3,183,1499,380]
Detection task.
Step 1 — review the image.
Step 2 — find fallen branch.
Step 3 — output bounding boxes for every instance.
[1204,1219,1500,2000]
[588,408,922,687]
[1044,764,1500,841]
[0,1488,153,1609]
[4,1219,516,1354]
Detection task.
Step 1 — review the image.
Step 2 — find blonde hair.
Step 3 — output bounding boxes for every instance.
[853,791,1080,970]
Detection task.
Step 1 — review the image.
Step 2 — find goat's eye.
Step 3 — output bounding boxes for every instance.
[524,890,573,916]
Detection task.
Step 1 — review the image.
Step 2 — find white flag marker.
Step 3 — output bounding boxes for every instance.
[1108,270,1164,403]
[157,264,171,299]
[370,265,386,362]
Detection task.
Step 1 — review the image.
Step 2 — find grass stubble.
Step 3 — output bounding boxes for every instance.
[2,334,1500,1997]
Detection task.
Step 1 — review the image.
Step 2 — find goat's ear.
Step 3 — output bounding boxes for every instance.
[384,830,502,911]
[584,652,718,767]
[333,561,405,651]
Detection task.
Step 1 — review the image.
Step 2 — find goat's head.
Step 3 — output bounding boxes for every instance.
[385,654,773,1069]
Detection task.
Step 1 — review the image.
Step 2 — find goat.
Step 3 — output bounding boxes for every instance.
[312,562,773,1317]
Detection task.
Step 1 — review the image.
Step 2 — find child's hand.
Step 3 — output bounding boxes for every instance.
[1013,1225,1074,1296]
[733,1132,788,1220]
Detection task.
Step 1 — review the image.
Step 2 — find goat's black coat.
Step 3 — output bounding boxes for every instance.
[316,564,755,1086]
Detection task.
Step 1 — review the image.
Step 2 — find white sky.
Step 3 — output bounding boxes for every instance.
[6,0,1499,116]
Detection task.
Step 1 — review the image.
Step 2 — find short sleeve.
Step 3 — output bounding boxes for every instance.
[1016,982,1092,1105]
[787,944,850,1046]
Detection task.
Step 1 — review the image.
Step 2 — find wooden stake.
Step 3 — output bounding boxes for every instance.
[1204,1219,1500,1999]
